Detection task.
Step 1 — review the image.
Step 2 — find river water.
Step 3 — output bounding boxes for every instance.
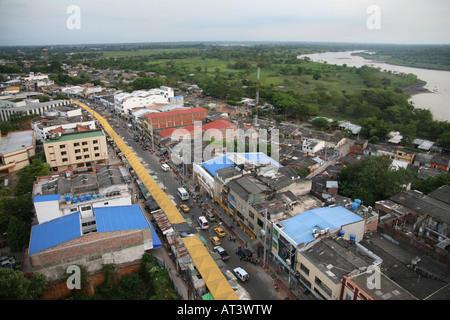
[298,51,450,122]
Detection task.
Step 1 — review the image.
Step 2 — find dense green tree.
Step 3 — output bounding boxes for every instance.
[412,173,450,194]
[338,155,415,206]
[438,132,450,149]
[6,216,29,252]
[14,159,52,196]
[130,77,163,90]
[0,269,47,300]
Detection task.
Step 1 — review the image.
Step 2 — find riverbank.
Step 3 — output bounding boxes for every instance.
[402,80,431,96]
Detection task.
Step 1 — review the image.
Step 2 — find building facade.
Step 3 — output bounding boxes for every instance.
[43,130,108,172]
[0,130,36,173]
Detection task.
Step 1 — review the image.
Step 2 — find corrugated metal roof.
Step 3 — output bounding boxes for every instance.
[29,212,81,255]
[202,152,281,177]
[94,204,150,232]
[280,206,364,246]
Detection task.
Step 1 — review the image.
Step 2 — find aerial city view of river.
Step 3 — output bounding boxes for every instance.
[298,51,450,122]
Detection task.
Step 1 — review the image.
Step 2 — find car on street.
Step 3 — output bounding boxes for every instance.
[161,164,170,172]
[213,246,230,261]
[180,204,190,213]
[210,236,221,246]
[206,212,216,222]
[0,255,14,265]
[233,267,249,282]
[214,227,226,238]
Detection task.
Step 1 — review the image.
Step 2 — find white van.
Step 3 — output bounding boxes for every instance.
[177,187,189,201]
[197,216,209,230]
[161,164,170,172]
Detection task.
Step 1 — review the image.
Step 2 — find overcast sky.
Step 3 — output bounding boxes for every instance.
[0,0,449,46]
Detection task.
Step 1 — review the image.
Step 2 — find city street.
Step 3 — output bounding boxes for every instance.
[86,100,312,300]
[112,118,283,300]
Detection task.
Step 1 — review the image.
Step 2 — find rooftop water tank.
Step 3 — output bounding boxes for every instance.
[98,194,102,199]
[72,197,78,204]
[339,230,345,237]
[350,234,356,244]
[351,202,358,210]
[65,194,71,203]
[86,194,92,201]
[355,199,361,206]
[79,195,85,202]
[93,194,97,199]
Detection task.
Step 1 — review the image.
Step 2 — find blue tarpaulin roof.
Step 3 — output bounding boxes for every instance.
[280,206,364,245]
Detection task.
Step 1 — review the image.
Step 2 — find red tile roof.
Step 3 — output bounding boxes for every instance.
[144,106,206,118]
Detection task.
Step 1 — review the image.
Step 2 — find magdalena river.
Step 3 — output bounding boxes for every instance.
[298,51,450,122]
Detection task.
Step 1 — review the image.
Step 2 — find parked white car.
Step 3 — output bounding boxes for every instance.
[233,267,249,282]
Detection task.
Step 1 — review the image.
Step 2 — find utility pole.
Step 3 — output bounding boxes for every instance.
[263,208,268,268]
[254,51,261,127]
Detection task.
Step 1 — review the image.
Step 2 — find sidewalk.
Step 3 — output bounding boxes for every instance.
[203,197,314,300]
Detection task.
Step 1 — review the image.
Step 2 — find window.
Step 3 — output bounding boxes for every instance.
[76,156,82,160]
[61,151,67,155]
[83,148,89,152]
[93,140,98,144]
[94,153,100,157]
[82,141,88,146]
[84,155,90,159]
[62,158,68,162]
[75,149,81,153]
[60,145,66,149]
[74,142,80,147]
[94,146,99,151]
[314,276,332,297]
[300,263,310,276]
[299,274,311,289]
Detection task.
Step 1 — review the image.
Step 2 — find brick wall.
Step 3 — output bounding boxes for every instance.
[30,229,151,282]
[42,263,142,300]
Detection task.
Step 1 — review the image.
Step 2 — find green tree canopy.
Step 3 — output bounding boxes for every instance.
[14,158,51,196]
[0,269,47,300]
[130,77,163,90]
[338,155,415,206]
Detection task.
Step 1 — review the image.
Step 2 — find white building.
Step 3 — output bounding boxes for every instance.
[0,99,71,121]
[61,86,103,97]
[32,166,133,224]
[114,86,174,114]
[302,139,325,155]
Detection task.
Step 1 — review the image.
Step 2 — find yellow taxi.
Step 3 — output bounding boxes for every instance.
[210,236,221,246]
[214,227,226,238]
[180,204,190,213]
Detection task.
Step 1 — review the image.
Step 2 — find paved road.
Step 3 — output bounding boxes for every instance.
[103,112,282,300]
[87,101,314,300]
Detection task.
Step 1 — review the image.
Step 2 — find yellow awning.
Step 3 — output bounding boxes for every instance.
[73,100,238,300]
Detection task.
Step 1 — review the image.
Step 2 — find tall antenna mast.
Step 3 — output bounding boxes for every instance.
[254,51,261,126]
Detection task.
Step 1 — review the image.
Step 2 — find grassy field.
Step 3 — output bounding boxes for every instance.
[100,47,201,58]
[93,45,421,123]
